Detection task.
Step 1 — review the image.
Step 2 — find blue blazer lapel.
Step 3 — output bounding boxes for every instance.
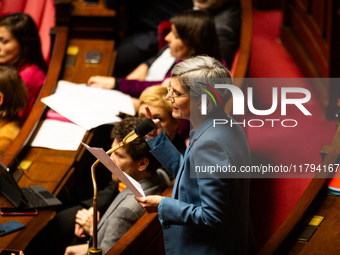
[171,144,191,199]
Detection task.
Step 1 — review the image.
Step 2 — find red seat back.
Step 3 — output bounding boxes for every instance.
[0,0,55,63]
[158,20,171,51]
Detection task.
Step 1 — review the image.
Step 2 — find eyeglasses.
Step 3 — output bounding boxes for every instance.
[167,85,190,103]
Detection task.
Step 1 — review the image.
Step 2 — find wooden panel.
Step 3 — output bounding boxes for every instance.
[287,195,340,254]
[291,0,329,75]
[281,0,340,119]
[310,1,325,37]
[0,210,55,252]
[55,0,116,39]
[71,0,116,17]
[225,0,253,115]
[62,39,115,83]
[252,0,284,10]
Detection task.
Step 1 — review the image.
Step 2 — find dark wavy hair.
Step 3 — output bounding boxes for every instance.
[170,9,221,61]
[0,65,28,117]
[0,13,47,73]
[110,117,160,175]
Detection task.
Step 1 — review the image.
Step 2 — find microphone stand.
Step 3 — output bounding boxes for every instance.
[88,131,140,255]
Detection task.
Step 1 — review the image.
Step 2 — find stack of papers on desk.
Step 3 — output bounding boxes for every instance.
[41,80,135,130]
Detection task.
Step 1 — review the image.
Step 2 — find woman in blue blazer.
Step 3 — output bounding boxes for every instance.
[135,55,255,255]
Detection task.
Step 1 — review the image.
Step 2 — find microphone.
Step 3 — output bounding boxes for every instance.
[106,118,155,155]
[88,118,155,255]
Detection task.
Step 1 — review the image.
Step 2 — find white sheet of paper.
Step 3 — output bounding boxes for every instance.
[31,119,87,150]
[82,143,145,197]
[41,80,135,130]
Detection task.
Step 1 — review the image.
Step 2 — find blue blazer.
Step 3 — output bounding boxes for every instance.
[148,110,255,255]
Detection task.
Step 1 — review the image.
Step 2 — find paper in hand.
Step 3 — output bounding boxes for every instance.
[82,143,145,197]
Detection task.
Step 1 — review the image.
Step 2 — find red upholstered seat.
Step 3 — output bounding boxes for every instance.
[230,48,240,77]
[158,20,171,51]
[0,0,55,63]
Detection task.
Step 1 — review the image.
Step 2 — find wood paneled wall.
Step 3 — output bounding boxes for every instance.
[281,0,340,119]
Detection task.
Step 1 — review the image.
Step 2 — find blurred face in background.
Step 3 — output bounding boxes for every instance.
[165,24,191,60]
[0,26,20,65]
[193,0,228,10]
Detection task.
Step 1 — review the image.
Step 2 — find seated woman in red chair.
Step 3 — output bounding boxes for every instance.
[0,13,47,120]
[87,10,223,98]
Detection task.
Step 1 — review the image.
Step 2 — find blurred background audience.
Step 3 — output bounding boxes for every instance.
[0,64,27,155]
[87,10,222,99]
[104,0,193,77]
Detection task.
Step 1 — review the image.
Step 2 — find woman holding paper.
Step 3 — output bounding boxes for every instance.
[135,56,256,255]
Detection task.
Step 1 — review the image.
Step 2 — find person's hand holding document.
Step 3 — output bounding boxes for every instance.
[82,143,145,197]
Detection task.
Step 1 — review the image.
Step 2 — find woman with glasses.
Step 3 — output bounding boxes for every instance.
[138,85,185,153]
[87,10,222,98]
[135,55,256,255]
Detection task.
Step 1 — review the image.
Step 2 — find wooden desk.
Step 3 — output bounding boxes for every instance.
[56,0,117,39]
[287,194,340,254]
[0,37,115,253]
[63,38,115,83]
[281,0,340,119]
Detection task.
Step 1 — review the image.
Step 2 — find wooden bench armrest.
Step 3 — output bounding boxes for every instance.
[225,0,253,115]
[259,124,340,255]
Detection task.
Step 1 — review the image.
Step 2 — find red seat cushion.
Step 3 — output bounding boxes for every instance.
[0,0,55,63]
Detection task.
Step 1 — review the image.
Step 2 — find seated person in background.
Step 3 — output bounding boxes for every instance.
[87,10,222,98]
[25,86,186,255]
[104,0,193,77]
[65,116,169,255]
[0,65,28,155]
[193,0,241,68]
[25,117,169,255]
[138,85,186,154]
[0,13,47,120]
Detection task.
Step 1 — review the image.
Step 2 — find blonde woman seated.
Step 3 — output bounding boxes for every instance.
[138,85,186,155]
[0,65,28,155]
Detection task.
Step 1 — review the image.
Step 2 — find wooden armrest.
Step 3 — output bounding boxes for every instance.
[259,124,340,255]
[0,27,69,167]
[225,0,253,115]
[233,0,253,80]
